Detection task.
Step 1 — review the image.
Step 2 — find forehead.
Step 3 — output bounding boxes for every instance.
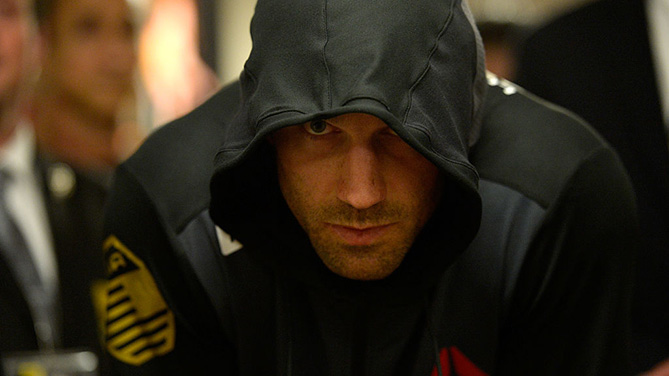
[1,0,32,14]
[50,0,130,23]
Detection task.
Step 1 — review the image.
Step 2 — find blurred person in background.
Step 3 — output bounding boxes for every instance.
[1,0,141,373]
[31,0,144,178]
[0,0,61,360]
[138,0,219,127]
[515,0,669,373]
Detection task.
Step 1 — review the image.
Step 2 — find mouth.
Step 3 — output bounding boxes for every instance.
[325,223,397,246]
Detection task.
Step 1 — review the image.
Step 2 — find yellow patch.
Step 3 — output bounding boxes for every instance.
[91,279,109,346]
[17,363,47,376]
[103,236,175,366]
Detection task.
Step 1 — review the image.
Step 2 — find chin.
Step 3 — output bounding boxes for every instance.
[87,96,125,118]
[90,85,131,109]
[319,246,405,281]
[335,268,394,281]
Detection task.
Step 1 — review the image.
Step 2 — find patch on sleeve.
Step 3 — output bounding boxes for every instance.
[103,236,175,366]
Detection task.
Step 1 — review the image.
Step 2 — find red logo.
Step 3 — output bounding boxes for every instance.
[430,347,488,376]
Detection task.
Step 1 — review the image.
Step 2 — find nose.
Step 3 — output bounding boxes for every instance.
[103,34,136,77]
[337,143,386,209]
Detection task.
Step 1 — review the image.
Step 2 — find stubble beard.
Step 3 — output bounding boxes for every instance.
[290,198,420,281]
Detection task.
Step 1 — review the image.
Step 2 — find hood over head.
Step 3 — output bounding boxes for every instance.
[210,0,486,290]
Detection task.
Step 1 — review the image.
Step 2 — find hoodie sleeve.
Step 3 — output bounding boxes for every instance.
[494,145,638,375]
[101,164,235,375]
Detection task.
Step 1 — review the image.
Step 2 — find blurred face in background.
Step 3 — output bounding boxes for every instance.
[0,0,36,117]
[40,0,136,119]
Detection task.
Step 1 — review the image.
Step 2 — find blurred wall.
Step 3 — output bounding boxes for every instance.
[216,0,255,85]
[468,0,595,25]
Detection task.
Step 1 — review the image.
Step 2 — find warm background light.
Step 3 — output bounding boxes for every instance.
[136,0,218,127]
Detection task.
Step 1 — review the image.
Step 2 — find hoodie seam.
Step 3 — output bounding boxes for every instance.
[256,108,306,127]
[402,0,457,125]
[341,96,391,111]
[322,0,332,109]
[406,123,479,175]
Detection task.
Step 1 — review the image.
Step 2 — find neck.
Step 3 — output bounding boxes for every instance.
[0,101,21,148]
[30,89,119,172]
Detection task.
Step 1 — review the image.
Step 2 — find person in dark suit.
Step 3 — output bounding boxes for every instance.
[0,128,110,372]
[515,0,669,373]
[0,0,51,353]
[1,0,141,373]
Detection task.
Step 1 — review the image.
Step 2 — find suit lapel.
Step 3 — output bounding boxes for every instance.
[35,153,108,349]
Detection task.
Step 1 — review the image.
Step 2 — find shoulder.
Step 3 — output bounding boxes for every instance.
[471,76,629,209]
[116,82,241,231]
[101,86,241,369]
[467,75,636,312]
[465,78,637,374]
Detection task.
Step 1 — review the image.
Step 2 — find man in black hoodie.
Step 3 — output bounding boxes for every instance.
[101,0,638,374]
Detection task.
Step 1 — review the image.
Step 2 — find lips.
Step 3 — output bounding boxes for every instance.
[326,223,396,246]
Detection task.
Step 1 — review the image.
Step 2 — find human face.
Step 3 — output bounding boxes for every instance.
[273,113,443,281]
[0,0,35,114]
[41,0,135,118]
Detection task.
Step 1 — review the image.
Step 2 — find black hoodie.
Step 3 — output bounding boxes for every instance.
[102,0,638,374]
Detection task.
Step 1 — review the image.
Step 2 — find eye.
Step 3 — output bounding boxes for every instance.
[377,126,400,139]
[304,119,333,135]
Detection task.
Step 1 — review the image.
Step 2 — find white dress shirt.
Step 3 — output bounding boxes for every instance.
[0,123,58,296]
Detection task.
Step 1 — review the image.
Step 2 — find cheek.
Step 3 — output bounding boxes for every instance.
[65,50,95,77]
[276,164,315,234]
[275,134,338,203]
[277,157,333,209]
[275,151,342,237]
[384,152,442,219]
[45,49,75,83]
[1,30,24,70]
[54,39,96,75]
[0,37,27,93]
